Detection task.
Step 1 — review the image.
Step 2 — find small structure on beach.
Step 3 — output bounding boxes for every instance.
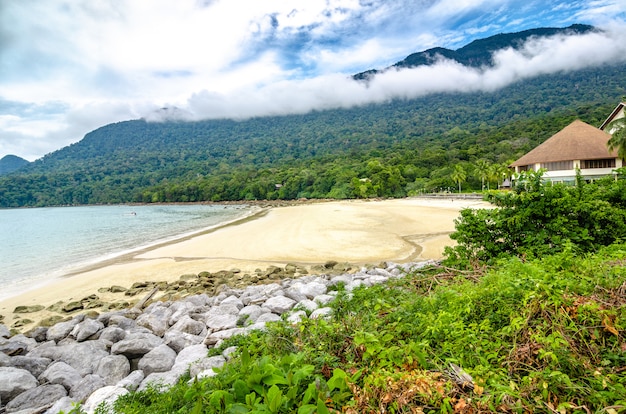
[509,119,621,184]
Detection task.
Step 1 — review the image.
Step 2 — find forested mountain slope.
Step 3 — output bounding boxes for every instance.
[0,25,624,207]
[0,155,29,176]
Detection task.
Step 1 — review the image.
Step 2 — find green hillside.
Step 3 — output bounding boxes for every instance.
[0,26,624,207]
[0,155,29,176]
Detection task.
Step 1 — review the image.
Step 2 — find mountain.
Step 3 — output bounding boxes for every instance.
[354,24,596,80]
[0,155,29,176]
[0,24,624,208]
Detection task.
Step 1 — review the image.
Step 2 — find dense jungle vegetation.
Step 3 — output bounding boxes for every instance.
[1,60,625,207]
[74,176,626,413]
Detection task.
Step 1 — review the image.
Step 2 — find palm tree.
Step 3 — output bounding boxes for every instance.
[607,116,626,160]
[474,159,490,191]
[494,162,512,188]
[451,164,467,193]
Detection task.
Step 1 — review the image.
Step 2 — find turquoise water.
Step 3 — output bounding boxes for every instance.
[0,204,251,300]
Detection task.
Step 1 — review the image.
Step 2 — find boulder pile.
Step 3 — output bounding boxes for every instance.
[0,260,435,414]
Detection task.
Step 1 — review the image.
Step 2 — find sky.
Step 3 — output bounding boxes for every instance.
[1,1,626,161]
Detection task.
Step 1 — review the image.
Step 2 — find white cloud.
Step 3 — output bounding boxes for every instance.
[171,24,626,122]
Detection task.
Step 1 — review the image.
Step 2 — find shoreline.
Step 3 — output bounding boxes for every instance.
[0,197,489,332]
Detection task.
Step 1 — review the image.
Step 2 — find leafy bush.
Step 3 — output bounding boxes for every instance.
[445,173,626,266]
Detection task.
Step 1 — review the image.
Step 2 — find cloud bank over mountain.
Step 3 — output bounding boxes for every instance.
[1,0,625,160]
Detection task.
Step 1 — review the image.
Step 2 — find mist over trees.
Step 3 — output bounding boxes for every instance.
[0,60,624,207]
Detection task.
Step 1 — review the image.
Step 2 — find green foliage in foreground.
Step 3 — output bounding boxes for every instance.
[445,172,626,267]
[94,244,626,413]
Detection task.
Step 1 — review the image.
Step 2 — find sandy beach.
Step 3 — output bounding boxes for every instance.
[0,197,488,330]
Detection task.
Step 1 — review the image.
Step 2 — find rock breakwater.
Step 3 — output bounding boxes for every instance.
[0,260,435,414]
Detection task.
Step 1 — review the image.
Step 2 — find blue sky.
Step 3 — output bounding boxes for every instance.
[1,0,626,161]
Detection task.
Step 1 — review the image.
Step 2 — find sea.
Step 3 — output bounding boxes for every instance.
[0,204,253,301]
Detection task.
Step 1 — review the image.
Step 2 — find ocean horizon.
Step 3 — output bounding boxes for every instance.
[0,203,253,301]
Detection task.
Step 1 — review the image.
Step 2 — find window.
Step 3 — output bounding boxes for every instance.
[540,160,573,171]
[581,159,615,169]
[517,165,532,171]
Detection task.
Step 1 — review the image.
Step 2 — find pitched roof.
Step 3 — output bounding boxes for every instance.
[600,102,626,131]
[510,120,616,167]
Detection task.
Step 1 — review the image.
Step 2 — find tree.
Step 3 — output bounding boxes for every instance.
[606,115,626,160]
[474,159,490,191]
[451,164,467,193]
[493,162,512,188]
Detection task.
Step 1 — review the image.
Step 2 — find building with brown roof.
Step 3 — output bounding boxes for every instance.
[510,119,621,183]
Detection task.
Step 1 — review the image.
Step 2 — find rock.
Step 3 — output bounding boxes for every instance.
[204,328,245,346]
[110,285,127,293]
[98,326,126,344]
[13,305,45,313]
[95,355,131,385]
[163,331,204,354]
[310,307,333,320]
[295,299,319,313]
[0,352,9,366]
[262,296,296,314]
[44,396,77,414]
[70,374,106,402]
[47,317,82,342]
[63,301,85,312]
[5,384,67,414]
[189,355,226,379]
[298,281,328,299]
[83,386,129,414]
[136,305,171,337]
[71,318,105,342]
[116,370,145,391]
[283,287,308,302]
[237,305,267,326]
[169,315,206,336]
[204,303,240,331]
[25,326,48,342]
[287,310,308,324]
[111,332,163,358]
[166,301,196,326]
[39,361,83,391]
[239,283,282,305]
[220,295,244,310]
[256,313,281,324]
[39,315,65,328]
[11,318,33,328]
[331,274,354,285]
[0,367,38,402]
[0,340,28,356]
[30,340,110,376]
[138,344,177,376]
[140,344,212,390]
[105,314,137,330]
[182,294,211,307]
[313,294,335,305]
[10,355,51,377]
[222,346,238,360]
[0,324,11,338]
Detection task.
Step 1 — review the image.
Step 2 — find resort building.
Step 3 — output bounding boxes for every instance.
[509,119,621,184]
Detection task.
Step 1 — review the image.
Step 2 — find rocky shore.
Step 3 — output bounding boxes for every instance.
[0,260,435,414]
